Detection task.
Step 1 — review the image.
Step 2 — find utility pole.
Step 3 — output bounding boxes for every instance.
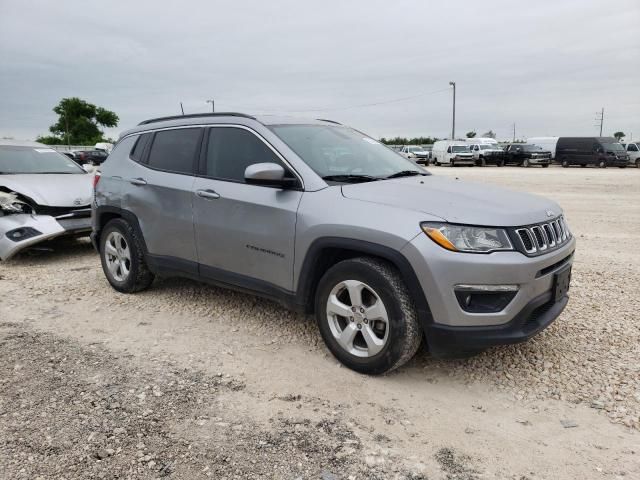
[595,108,604,136]
[206,99,215,113]
[180,102,185,115]
[449,81,456,140]
[64,111,70,150]
[513,123,516,142]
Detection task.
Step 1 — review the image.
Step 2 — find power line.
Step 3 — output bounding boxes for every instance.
[267,87,451,114]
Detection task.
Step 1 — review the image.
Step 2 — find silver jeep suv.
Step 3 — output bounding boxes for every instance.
[92,113,575,374]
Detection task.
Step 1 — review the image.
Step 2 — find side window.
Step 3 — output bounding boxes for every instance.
[205,127,285,182]
[130,133,152,163]
[628,144,638,152]
[147,128,201,174]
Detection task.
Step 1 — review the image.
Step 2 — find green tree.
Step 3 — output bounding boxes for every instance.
[37,97,118,145]
[481,130,497,139]
[379,136,438,145]
[613,131,625,141]
[466,131,477,138]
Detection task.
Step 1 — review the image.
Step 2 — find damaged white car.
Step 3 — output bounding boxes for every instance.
[0,140,93,260]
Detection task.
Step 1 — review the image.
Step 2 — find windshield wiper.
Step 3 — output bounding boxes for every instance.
[321,174,380,183]
[385,170,427,179]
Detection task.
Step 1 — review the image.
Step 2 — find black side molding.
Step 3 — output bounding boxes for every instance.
[295,237,434,329]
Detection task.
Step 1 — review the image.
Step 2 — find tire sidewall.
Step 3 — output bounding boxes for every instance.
[100,219,143,293]
[315,261,413,375]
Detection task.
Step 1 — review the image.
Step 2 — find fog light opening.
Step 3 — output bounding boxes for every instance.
[454,284,518,314]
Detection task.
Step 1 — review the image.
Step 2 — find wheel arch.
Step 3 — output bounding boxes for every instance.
[295,237,433,328]
[93,206,148,255]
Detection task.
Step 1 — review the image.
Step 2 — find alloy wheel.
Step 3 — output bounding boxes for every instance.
[325,280,389,358]
[104,231,131,282]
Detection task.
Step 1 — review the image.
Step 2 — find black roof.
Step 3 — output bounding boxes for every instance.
[138,112,255,126]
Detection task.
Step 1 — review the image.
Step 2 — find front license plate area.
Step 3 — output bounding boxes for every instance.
[553,265,572,302]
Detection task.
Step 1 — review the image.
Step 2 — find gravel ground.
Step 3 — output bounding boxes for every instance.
[1,165,639,479]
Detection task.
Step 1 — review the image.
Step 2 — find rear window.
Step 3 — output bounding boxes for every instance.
[147,128,201,174]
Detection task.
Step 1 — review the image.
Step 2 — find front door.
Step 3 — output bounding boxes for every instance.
[193,126,303,292]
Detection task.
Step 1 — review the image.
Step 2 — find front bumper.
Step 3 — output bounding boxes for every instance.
[401,231,576,352]
[0,214,91,261]
[425,290,567,353]
[529,156,551,165]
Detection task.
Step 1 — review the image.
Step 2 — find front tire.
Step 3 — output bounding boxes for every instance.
[100,218,154,293]
[542,163,549,168]
[598,160,607,168]
[523,159,530,168]
[315,257,422,375]
[561,159,569,168]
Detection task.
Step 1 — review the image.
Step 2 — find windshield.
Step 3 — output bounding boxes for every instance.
[479,145,495,150]
[451,145,469,153]
[601,142,624,152]
[520,144,543,151]
[0,146,85,174]
[408,146,422,152]
[269,125,427,179]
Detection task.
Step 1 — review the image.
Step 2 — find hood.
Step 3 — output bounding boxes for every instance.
[0,174,93,207]
[341,176,561,226]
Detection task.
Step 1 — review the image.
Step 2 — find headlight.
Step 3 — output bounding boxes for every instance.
[421,222,513,253]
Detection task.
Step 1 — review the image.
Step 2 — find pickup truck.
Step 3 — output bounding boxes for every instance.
[503,144,551,167]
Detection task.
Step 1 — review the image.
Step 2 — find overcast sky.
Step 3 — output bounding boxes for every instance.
[1,0,639,142]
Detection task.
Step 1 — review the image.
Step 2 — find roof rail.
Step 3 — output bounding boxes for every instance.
[316,118,342,125]
[138,112,256,126]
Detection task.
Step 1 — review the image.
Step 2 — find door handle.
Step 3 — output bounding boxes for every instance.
[196,189,220,200]
[128,177,147,186]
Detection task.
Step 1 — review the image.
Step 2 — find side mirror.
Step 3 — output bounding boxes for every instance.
[244,162,298,188]
[446,147,451,153]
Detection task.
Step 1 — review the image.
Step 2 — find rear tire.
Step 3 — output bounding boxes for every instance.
[598,160,607,168]
[636,159,640,168]
[561,159,569,168]
[315,257,422,375]
[542,163,549,168]
[100,218,154,293]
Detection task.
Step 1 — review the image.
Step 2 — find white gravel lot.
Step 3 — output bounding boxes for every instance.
[0,165,639,479]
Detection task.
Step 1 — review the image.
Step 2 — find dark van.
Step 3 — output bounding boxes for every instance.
[556,137,629,168]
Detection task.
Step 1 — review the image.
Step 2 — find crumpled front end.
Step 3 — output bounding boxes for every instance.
[0,191,91,261]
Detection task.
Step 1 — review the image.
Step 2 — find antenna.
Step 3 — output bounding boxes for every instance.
[180,102,185,115]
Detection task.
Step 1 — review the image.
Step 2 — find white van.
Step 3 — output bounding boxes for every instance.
[620,142,640,168]
[431,140,474,166]
[526,137,559,159]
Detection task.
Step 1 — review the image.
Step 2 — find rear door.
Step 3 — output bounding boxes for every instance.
[192,125,303,292]
[121,127,202,270]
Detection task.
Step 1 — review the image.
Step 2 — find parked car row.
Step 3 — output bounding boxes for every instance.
[526,136,635,168]
[399,136,635,168]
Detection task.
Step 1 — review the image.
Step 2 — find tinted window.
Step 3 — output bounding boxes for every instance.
[205,127,283,182]
[147,128,201,174]
[131,133,152,163]
[628,143,638,152]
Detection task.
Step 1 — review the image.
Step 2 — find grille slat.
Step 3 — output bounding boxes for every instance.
[513,216,571,256]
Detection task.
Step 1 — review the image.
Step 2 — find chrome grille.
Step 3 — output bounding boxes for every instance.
[515,217,570,255]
